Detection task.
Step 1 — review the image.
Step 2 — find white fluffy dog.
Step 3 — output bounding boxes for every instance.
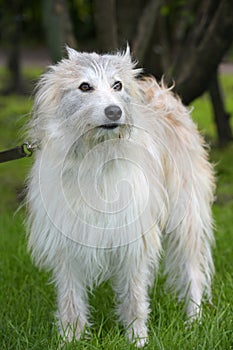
[26,47,215,347]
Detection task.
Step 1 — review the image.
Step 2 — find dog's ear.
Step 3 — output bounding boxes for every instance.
[123,44,132,62]
[123,44,142,74]
[66,46,79,60]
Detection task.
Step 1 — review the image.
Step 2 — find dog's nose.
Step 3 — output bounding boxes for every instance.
[104,105,122,121]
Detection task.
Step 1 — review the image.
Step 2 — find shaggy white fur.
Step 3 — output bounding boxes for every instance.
[26,47,215,347]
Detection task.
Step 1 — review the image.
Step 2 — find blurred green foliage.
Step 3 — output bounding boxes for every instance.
[0,0,94,47]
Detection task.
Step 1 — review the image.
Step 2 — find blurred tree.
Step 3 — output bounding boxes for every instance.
[209,73,232,145]
[94,0,118,51]
[0,0,24,94]
[42,0,77,62]
[0,0,44,93]
[68,0,95,46]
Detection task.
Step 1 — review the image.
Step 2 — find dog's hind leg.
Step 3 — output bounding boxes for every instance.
[54,264,90,342]
[163,201,214,321]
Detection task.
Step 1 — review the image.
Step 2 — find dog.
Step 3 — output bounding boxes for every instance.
[26,47,215,347]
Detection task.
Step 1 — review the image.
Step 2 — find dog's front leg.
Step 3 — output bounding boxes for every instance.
[113,266,150,348]
[54,266,89,342]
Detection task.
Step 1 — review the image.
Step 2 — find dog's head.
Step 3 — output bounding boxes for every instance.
[31,47,143,147]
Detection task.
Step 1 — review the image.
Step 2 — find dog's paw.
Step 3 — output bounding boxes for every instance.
[127,323,148,348]
[134,336,148,348]
[58,320,88,343]
[186,302,202,323]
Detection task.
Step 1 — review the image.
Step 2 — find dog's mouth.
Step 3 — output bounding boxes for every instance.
[99,123,120,130]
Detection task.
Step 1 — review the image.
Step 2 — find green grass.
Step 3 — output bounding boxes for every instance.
[0,68,233,349]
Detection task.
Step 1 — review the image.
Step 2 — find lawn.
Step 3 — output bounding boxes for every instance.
[0,68,233,350]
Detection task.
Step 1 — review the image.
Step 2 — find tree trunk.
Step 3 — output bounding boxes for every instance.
[116,0,141,45]
[93,0,118,51]
[6,17,22,93]
[2,1,24,94]
[209,72,232,145]
[173,0,233,104]
[42,0,77,63]
[132,0,162,63]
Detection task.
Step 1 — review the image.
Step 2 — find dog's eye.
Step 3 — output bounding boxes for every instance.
[79,82,93,92]
[112,81,122,91]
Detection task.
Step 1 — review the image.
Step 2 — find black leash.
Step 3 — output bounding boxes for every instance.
[0,142,37,163]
